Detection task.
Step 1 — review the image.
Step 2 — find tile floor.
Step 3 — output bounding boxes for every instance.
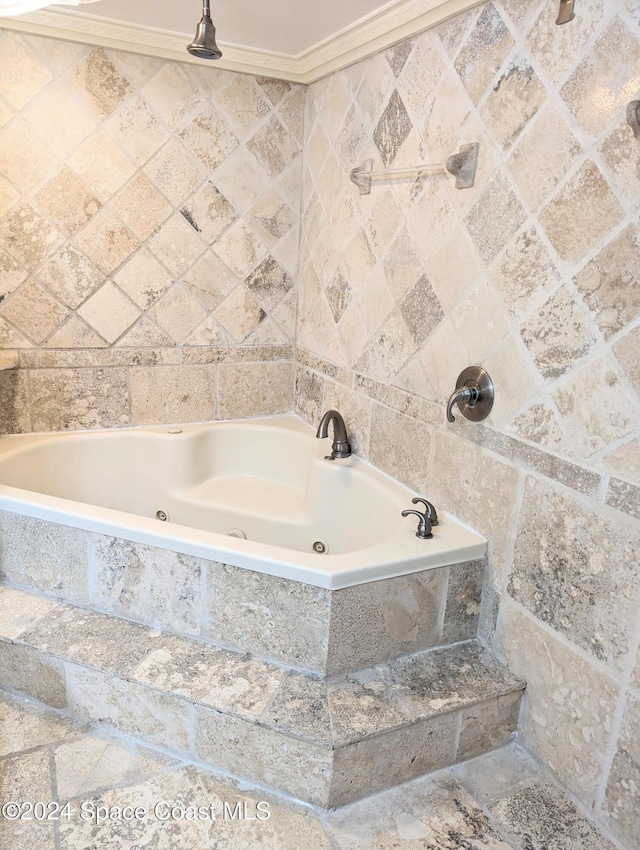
[0,690,622,850]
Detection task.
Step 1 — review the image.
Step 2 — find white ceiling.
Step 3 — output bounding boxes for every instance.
[62,0,396,56]
[2,0,482,81]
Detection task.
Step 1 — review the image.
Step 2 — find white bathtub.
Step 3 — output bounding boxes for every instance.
[0,416,485,589]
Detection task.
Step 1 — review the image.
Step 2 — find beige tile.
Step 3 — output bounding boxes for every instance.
[43,315,106,349]
[68,47,132,120]
[22,82,96,158]
[0,750,56,849]
[147,213,206,276]
[509,475,640,669]
[69,132,136,203]
[143,137,206,206]
[464,171,527,264]
[130,364,217,426]
[454,4,514,104]
[0,369,30,433]
[37,245,103,309]
[77,281,140,344]
[0,248,27,300]
[0,205,63,272]
[214,148,271,214]
[452,279,510,362]
[218,361,294,418]
[0,692,81,757]
[575,225,640,340]
[613,324,640,398]
[74,209,139,276]
[105,94,170,167]
[520,284,597,379]
[0,586,59,640]
[0,32,53,110]
[560,17,640,137]
[23,34,86,74]
[525,0,607,86]
[480,55,547,150]
[507,105,583,211]
[456,692,521,761]
[490,226,560,318]
[33,166,101,236]
[0,173,19,219]
[216,75,271,138]
[205,562,331,672]
[91,536,206,633]
[599,115,640,205]
[54,734,139,799]
[539,161,625,265]
[1,279,68,344]
[131,637,284,718]
[483,334,542,425]
[30,367,129,431]
[214,285,266,342]
[369,403,431,492]
[149,284,208,344]
[247,115,301,179]
[553,356,636,457]
[111,173,172,242]
[67,664,192,750]
[181,182,237,243]
[141,62,205,130]
[113,248,173,310]
[182,250,238,311]
[178,104,239,171]
[0,118,57,192]
[603,437,640,484]
[0,641,67,708]
[495,601,620,804]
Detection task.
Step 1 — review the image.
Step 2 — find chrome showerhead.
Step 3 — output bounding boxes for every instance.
[187,0,222,60]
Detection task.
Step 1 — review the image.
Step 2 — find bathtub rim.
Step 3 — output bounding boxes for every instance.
[0,416,487,589]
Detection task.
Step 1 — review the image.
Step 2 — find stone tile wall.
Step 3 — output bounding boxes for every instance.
[294,0,640,846]
[0,32,304,430]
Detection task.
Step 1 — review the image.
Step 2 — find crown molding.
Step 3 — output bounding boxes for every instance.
[0,0,483,83]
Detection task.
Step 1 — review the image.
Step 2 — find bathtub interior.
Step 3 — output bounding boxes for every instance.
[0,417,404,555]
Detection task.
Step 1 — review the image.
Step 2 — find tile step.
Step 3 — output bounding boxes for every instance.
[0,585,525,807]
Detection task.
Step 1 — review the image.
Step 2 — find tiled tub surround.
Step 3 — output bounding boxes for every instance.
[0,32,304,431]
[294,0,640,846]
[0,584,524,807]
[0,512,485,675]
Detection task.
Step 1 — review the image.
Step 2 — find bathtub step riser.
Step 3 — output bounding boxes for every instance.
[0,511,485,675]
[0,641,523,807]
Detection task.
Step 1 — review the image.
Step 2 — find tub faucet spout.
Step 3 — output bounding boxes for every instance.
[316,410,352,460]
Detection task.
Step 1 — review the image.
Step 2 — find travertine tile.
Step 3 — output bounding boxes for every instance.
[464,171,527,264]
[0,692,82,757]
[261,670,332,743]
[442,560,484,643]
[182,250,237,311]
[90,536,205,634]
[34,166,101,236]
[218,361,294,418]
[0,118,57,192]
[149,284,208,344]
[105,94,170,167]
[19,605,163,675]
[326,772,510,844]
[492,781,619,850]
[74,209,139,276]
[68,48,132,120]
[520,284,597,379]
[560,17,640,137]
[217,75,271,138]
[67,664,192,750]
[538,160,625,265]
[456,693,521,761]
[509,475,640,668]
[495,601,620,802]
[507,105,583,211]
[454,4,514,104]
[1,279,68,344]
[248,115,301,179]
[55,734,139,799]
[574,225,640,340]
[178,104,239,170]
[205,562,331,672]
[30,367,129,431]
[0,512,89,601]
[214,285,266,342]
[0,640,67,708]
[112,248,172,310]
[110,173,172,241]
[490,226,560,317]
[195,705,333,806]
[0,750,56,850]
[552,356,636,457]
[0,32,53,110]
[143,137,205,206]
[327,568,447,675]
[69,133,136,203]
[0,204,63,272]
[369,403,431,492]
[613,324,640,398]
[599,115,640,205]
[181,181,237,242]
[603,690,640,848]
[480,55,547,150]
[0,586,59,640]
[147,213,206,276]
[141,63,205,130]
[130,636,284,717]
[77,281,140,344]
[37,244,103,309]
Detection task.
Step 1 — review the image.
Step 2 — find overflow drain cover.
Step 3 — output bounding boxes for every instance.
[312,541,327,554]
[155,510,169,522]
